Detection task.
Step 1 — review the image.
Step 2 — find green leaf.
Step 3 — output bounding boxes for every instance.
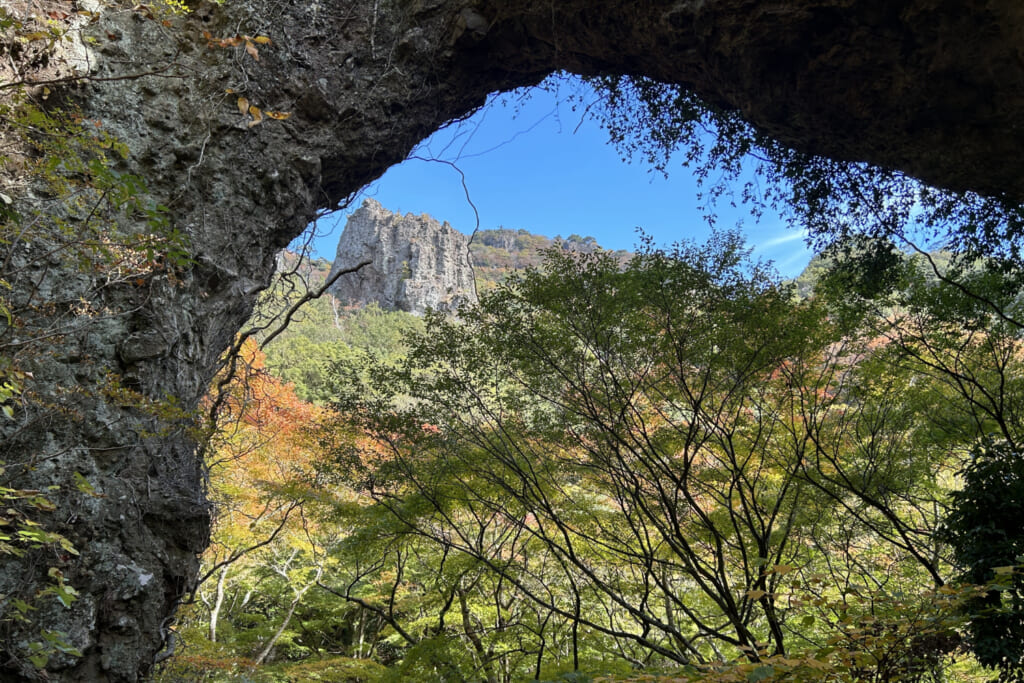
[53,582,79,608]
[72,472,102,498]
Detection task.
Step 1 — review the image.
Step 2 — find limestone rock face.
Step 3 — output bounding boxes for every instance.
[329,200,477,315]
[3,0,1024,679]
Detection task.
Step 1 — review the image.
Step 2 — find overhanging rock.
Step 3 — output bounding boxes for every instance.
[1,0,1022,678]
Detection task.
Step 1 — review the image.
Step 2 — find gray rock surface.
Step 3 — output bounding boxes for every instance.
[329,200,477,315]
[1,0,1023,679]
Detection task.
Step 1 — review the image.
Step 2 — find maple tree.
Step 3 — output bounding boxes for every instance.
[320,237,984,680]
[170,342,330,663]
[153,231,1024,683]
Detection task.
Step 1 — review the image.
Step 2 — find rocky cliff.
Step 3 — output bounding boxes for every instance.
[328,200,477,315]
[2,0,1023,679]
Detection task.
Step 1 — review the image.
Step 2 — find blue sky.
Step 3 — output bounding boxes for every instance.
[303,77,814,278]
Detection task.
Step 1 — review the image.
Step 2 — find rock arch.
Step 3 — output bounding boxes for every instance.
[2,0,1023,679]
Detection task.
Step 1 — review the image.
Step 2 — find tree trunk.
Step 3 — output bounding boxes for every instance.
[253,566,323,666]
[208,565,230,644]
[458,585,499,683]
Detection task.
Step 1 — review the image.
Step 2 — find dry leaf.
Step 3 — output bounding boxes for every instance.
[236,97,250,116]
[264,111,291,120]
[247,105,264,127]
[244,40,259,61]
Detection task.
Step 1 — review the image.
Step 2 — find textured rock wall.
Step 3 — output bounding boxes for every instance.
[328,199,477,315]
[1,0,1022,679]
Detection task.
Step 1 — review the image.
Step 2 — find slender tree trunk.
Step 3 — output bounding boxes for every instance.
[355,607,366,658]
[208,565,230,643]
[331,295,342,330]
[533,614,549,681]
[572,594,581,672]
[253,567,322,666]
[458,586,499,683]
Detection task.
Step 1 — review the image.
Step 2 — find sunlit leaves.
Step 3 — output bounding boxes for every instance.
[330,236,859,666]
[311,230,1011,678]
[941,439,1024,676]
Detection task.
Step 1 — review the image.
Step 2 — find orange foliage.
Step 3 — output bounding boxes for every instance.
[204,339,330,558]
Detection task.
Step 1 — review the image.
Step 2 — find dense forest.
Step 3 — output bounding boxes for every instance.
[2,3,1022,679]
[152,221,1023,682]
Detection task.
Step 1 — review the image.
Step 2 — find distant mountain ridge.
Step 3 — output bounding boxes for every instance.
[470,228,631,291]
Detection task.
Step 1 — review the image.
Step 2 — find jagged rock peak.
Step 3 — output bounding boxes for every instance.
[327,199,478,315]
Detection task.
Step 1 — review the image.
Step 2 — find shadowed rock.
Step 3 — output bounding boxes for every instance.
[1,0,1022,678]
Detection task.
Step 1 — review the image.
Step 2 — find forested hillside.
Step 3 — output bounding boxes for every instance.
[250,228,626,402]
[470,229,631,291]
[154,224,1023,682]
